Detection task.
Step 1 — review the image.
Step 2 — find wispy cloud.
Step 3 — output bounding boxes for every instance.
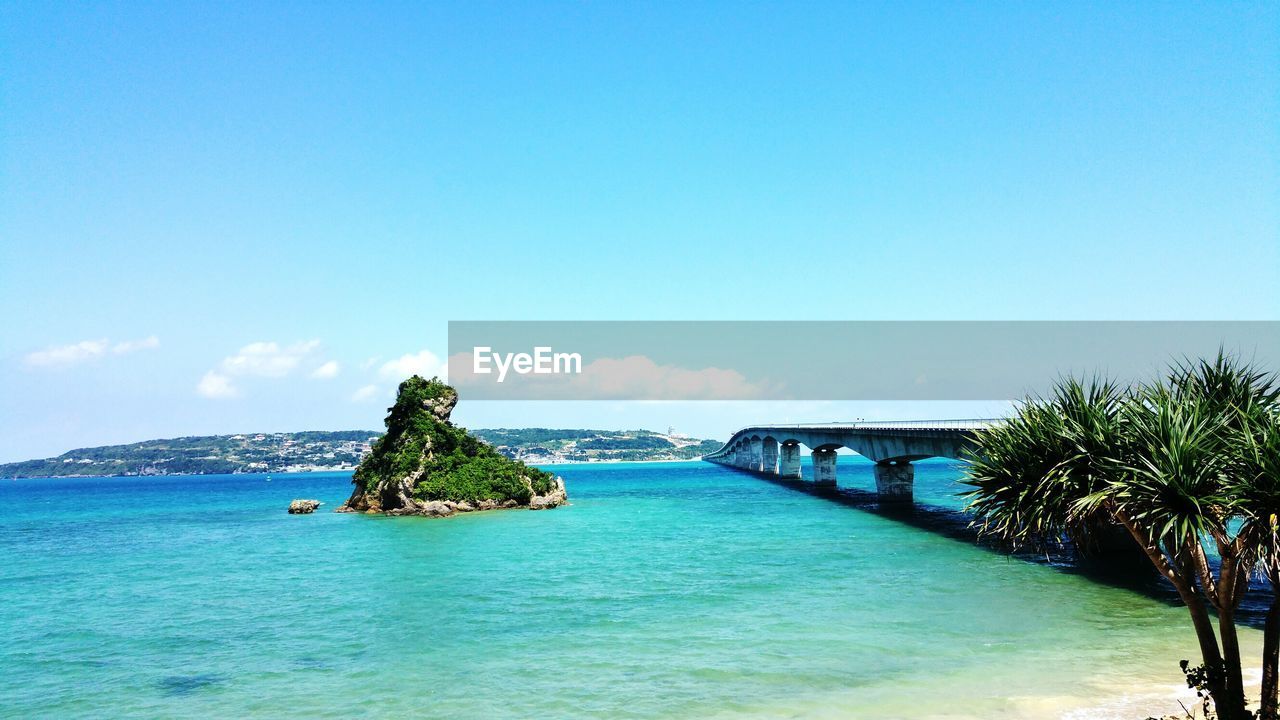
[310,360,340,379]
[379,350,446,381]
[220,340,320,378]
[25,340,108,367]
[196,371,238,399]
[351,384,381,402]
[25,336,160,368]
[111,336,160,355]
[196,340,326,398]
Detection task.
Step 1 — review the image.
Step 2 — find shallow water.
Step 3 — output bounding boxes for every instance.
[0,458,1256,718]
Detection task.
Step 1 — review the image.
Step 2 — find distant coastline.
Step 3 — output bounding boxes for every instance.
[0,428,722,479]
[535,457,707,467]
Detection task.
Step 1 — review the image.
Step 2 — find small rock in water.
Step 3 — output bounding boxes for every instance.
[288,499,322,514]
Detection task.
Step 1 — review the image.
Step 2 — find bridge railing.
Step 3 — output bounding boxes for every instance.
[730,418,1004,431]
[702,419,1005,457]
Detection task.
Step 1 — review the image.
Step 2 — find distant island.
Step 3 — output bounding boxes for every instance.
[475,428,720,464]
[337,376,565,516]
[0,422,721,479]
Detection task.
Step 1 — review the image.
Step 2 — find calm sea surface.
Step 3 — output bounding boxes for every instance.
[0,458,1257,719]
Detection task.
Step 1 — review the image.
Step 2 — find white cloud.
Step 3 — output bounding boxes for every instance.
[351,384,381,402]
[196,371,238,399]
[111,336,160,354]
[25,336,160,367]
[379,350,446,382]
[310,360,340,379]
[25,340,109,367]
[220,340,320,378]
[196,340,330,399]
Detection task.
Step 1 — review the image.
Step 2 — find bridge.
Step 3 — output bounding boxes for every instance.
[701,420,1001,503]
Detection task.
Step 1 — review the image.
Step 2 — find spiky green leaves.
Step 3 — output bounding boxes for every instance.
[963,352,1279,558]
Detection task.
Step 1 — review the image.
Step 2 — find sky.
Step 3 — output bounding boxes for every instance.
[1,1,1277,462]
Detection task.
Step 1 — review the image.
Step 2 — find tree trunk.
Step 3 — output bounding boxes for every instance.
[1217,609,1250,720]
[1179,571,1234,718]
[1207,547,1251,720]
[1262,577,1280,720]
[1113,510,1231,709]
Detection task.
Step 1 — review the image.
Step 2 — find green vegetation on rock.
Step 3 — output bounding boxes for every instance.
[340,376,560,514]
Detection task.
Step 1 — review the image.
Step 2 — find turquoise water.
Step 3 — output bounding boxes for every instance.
[0,459,1256,719]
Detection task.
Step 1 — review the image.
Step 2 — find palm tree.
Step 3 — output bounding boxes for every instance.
[963,353,1279,720]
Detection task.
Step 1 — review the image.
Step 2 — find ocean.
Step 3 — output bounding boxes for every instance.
[0,458,1253,719]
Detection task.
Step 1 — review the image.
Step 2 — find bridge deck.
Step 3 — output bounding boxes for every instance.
[703,419,1001,502]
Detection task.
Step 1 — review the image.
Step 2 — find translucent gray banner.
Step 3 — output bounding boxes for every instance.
[446,321,1278,400]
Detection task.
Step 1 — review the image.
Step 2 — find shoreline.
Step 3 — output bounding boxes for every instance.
[532,457,707,467]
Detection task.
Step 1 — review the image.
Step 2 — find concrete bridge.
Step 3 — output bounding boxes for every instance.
[702,420,1000,503]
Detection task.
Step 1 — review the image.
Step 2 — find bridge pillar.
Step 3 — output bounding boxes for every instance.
[732,443,746,467]
[761,438,779,475]
[779,443,802,478]
[874,460,914,503]
[749,439,763,472]
[811,449,837,487]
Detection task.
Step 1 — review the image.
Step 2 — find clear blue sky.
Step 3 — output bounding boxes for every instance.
[1,1,1276,462]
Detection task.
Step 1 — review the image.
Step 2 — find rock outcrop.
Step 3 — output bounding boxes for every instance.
[288,499,322,514]
[335,376,567,517]
[530,478,568,509]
